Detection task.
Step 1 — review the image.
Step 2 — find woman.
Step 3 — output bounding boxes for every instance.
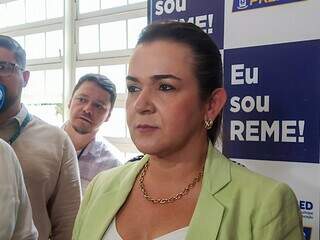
[73,21,304,240]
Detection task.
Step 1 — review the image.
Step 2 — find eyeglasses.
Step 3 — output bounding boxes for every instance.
[0,61,24,76]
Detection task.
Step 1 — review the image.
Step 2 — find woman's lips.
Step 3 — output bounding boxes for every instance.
[136,124,159,133]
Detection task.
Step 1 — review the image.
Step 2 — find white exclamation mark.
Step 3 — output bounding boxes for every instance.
[298,120,305,143]
[208,14,213,34]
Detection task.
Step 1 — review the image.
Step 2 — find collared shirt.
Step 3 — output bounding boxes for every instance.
[0,139,38,240]
[77,134,122,192]
[0,104,81,240]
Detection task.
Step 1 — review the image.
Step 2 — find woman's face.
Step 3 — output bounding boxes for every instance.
[126,40,208,156]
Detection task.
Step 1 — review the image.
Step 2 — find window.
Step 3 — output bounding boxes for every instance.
[76,2,147,157]
[100,64,126,94]
[78,17,147,54]
[46,30,63,58]
[26,0,46,23]
[25,33,46,59]
[22,69,64,126]
[79,0,146,14]
[101,0,127,10]
[0,0,146,159]
[0,0,63,28]
[128,17,147,48]
[75,64,128,137]
[11,30,63,61]
[100,20,126,51]
[99,108,127,138]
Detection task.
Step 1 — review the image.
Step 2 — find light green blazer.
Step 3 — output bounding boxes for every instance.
[72,143,304,240]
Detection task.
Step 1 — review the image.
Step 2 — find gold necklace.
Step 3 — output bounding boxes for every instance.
[138,161,204,204]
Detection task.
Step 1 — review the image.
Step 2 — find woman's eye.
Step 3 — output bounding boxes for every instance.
[127,85,140,93]
[76,97,86,102]
[159,84,175,91]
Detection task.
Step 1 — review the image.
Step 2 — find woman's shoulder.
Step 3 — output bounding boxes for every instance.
[83,159,144,198]
[95,161,138,181]
[229,160,283,189]
[208,147,296,199]
[225,158,298,206]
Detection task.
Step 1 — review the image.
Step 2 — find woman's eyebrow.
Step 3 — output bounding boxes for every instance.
[151,74,182,81]
[126,75,138,82]
[126,74,182,83]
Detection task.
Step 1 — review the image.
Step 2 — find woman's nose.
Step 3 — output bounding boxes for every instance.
[134,89,155,114]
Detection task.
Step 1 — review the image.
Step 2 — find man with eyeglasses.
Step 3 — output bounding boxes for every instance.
[0,35,81,240]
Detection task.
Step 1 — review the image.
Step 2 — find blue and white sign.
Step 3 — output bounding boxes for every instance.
[222,40,320,163]
[148,0,224,49]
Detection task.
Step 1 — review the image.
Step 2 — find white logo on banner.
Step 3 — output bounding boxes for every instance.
[237,0,249,10]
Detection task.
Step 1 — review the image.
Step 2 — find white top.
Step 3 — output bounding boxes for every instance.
[103,218,189,240]
[0,139,38,240]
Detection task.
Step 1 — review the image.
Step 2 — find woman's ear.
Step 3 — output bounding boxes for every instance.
[205,88,227,121]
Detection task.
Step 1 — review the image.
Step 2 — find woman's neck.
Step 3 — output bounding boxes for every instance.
[147,137,209,181]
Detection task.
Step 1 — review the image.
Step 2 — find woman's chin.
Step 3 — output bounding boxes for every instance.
[133,140,160,155]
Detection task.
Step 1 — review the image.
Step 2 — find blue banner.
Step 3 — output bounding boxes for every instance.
[232,0,306,12]
[222,40,320,163]
[148,0,224,49]
[303,227,312,240]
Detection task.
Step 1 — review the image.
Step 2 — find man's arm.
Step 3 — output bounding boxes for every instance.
[0,141,38,240]
[48,135,81,240]
[11,149,38,240]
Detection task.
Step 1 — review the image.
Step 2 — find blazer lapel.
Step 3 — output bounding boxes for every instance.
[82,156,149,240]
[186,143,231,240]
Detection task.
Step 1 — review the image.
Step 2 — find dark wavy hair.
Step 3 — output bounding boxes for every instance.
[137,21,223,144]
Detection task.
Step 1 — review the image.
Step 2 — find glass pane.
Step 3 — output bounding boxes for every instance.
[12,36,25,49]
[101,0,126,9]
[126,123,131,138]
[99,107,126,137]
[100,64,126,94]
[22,70,45,104]
[0,4,7,29]
[75,66,99,82]
[45,69,63,103]
[128,17,147,49]
[7,0,25,27]
[26,0,45,23]
[129,0,147,3]
[46,0,63,19]
[100,21,126,51]
[79,25,99,54]
[25,33,45,59]
[46,30,63,58]
[79,0,99,14]
[26,104,63,126]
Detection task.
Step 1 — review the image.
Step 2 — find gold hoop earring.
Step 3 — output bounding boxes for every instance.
[204,119,213,130]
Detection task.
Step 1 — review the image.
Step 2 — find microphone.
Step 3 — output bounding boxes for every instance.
[0,84,5,111]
